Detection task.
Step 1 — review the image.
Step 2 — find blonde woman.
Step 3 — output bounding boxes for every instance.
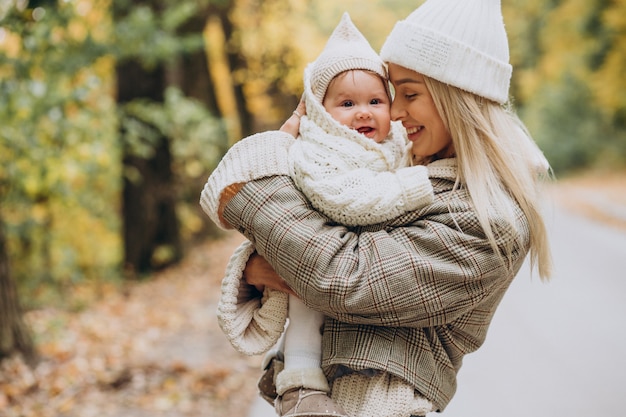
[201,0,552,416]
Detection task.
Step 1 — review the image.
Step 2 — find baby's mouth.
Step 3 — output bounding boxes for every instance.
[357,126,375,136]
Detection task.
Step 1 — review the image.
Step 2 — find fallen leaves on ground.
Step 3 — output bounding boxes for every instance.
[1,232,262,417]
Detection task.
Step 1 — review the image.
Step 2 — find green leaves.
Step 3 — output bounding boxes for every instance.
[119,87,224,177]
[505,0,626,174]
[0,2,117,301]
[1,0,224,304]
[112,3,204,68]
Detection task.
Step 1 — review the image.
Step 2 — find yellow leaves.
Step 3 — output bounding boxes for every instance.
[532,0,590,81]
[204,16,241,145]
[22,173,42,199]
[1,1,120,294]
[516,68,542,104]
[51,199,122,269]
[506,0,625,119]
[0,26,21,58]
[589,0,626,116]
[178,204,204,240]
[593,48,626,112]
[68,15,88,42]
[31,203,48,224]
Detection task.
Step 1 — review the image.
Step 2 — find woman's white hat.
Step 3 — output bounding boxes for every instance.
[380,0,512,104]
[309,12,387,102]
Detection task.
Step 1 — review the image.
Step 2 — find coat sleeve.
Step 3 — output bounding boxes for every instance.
[200,131,295,229]
[222,175,528,329]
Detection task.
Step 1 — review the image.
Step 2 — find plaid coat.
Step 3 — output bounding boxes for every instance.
[199,130,531,411]
[216,157,530,411]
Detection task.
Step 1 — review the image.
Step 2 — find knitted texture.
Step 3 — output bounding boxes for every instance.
[217,240,288,356]
[309,12,387,102]
[331,371,433,417]
[199,131,295,229]
[380,0,512,104]
[289,66,434,226]
[427,158,459,180]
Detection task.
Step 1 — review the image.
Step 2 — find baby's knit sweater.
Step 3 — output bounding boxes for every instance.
[290,68,433,226]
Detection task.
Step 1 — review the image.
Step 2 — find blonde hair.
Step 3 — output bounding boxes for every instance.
[423,76,553,280]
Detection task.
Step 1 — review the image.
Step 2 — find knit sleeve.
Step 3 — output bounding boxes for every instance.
[200,131,295,229]
[217,240,288,356]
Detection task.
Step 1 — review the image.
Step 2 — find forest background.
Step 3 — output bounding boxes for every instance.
[0,0,625,364]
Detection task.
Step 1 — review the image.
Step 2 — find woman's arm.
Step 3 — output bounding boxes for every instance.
[222,174,528,329]
[201,101,305,229]
[199,131,295,229]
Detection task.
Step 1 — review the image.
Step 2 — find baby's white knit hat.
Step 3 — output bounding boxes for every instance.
[309,12,387,102]
[380,0,512,104]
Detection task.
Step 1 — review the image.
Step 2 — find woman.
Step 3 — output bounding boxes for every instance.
[200,0,552,416]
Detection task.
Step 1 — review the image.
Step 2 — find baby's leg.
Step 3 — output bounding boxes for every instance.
[275,295,346,416]
[283,295,324,373]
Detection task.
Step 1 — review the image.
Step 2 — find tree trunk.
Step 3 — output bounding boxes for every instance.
[177,11,221,115]
[217,6,254,137]
[116,59,182,275]
[0,221,36,364]
[115,1,222,275]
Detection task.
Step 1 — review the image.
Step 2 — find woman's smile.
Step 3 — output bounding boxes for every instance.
[405,125,424,141]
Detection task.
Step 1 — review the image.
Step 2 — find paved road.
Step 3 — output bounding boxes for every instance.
[247,205,626,417]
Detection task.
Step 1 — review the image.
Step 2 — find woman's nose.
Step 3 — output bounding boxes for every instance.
[390,99,403,121]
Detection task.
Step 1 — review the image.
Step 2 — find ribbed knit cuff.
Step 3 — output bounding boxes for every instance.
[200,131,296,229]
[217,240,289,356]
[396,165,434,210]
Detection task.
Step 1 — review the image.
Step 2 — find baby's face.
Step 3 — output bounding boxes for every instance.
[323,70,391,143]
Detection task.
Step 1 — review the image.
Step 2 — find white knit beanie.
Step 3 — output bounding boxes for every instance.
[380,0,512,104]
[309,12,387,102]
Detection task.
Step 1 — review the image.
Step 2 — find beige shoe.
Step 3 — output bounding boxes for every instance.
[275,388,347,417]
[257,352,284,405]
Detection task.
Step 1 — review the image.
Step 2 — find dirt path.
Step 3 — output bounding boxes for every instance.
[1,231,262,417]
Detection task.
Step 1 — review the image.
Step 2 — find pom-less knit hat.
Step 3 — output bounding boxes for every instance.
[309,12,387,102]
[380,0,512,104]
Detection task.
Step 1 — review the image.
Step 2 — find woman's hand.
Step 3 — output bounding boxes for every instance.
[280,99,306,138]
[244,252,296,296]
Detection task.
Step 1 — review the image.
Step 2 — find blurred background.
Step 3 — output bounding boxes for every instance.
[0,0,624,416]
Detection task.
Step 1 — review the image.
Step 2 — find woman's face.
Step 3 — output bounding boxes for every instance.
[388,63,454,160]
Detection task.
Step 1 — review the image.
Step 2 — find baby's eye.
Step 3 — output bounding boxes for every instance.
[342,101,354,108]
[370,98,382,105]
